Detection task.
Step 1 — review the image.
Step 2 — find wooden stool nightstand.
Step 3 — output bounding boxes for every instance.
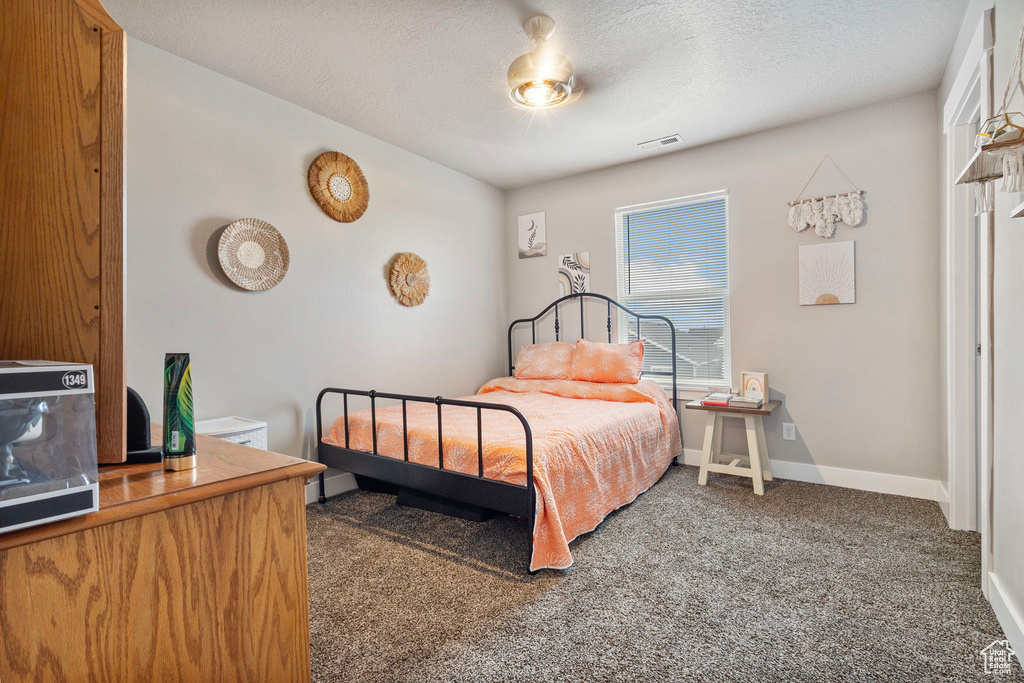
[684,399,781,495]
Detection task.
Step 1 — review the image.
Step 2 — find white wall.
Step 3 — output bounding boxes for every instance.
[504,92,943,485]
[125,39,507,461]
[990,0,1024,654]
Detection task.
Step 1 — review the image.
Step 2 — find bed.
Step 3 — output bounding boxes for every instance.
[316,293,683,572]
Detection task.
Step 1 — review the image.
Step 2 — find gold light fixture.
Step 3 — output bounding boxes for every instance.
[507,15,574,109]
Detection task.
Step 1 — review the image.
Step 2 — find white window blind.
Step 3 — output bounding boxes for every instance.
[614,190,731,388]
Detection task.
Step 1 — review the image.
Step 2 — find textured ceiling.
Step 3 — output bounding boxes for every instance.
[105,0,968,189]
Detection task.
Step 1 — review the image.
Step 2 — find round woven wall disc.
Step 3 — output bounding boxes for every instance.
[308,151,369,222]
[389,252,430,307]
[217,218,290,291]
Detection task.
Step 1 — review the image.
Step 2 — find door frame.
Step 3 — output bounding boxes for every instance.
[941,8,994,593]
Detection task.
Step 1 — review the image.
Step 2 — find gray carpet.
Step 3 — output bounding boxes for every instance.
[306,466,1022,682]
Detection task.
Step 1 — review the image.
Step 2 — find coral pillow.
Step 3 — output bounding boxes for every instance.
[514,342,575,380]
[569,339,644,383]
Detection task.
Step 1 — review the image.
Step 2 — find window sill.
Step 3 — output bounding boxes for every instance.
[651,384,728,402]
[675,387,715,401]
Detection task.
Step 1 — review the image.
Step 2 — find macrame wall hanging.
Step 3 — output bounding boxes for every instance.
[956,15,1024,215]
[787,155,865,239]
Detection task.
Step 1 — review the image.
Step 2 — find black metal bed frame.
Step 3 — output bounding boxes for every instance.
[316,292,678,572]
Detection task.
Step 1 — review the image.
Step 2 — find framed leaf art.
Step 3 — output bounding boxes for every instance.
[518,212,546,258]
[558,252,590,296]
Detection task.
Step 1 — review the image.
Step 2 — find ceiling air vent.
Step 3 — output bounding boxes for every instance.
[638,134,683,151]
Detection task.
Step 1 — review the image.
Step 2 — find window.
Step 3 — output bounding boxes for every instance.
[614,190,731,389]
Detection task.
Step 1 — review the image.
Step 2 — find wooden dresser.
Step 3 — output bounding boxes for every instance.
[1,0,326,678]
[0,429,325,682]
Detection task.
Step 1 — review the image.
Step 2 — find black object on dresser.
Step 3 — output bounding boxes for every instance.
[124,387,163,464]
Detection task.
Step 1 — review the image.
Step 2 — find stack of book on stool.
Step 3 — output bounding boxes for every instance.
[730,395,763,408]
[700,392,734,407]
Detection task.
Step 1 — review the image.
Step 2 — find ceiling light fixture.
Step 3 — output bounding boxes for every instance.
[507,15,574,109]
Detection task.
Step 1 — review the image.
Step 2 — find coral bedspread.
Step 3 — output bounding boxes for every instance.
[323,377,681,571]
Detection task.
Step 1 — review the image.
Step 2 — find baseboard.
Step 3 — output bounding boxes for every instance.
[314,454,946,505]
[938,483,951,523]
[988,572,1024,662]
[304,469,358,505]
[677,449,947,502]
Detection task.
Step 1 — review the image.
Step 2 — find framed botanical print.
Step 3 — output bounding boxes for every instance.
[518,212,547,258]
[557,252,590,295]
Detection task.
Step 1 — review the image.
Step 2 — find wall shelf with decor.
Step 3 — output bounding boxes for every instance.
[957,17,1024,215]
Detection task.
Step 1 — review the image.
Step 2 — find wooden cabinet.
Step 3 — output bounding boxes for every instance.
[0,431,326,682]
[0,0,127,462]
[0,3,326,679]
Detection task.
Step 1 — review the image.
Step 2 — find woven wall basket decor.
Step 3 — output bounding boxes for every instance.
[217,218,290,291]
[388,252,430,307]
[308,151,369,222]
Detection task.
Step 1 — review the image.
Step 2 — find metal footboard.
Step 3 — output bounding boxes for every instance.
[315,387,537,571]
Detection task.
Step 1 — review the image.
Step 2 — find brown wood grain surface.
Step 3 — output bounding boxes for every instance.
[0,428,325,552]
[0,477,313,682]
[97,24,127,462]
[0,0,127,462]
[684,399,782,416]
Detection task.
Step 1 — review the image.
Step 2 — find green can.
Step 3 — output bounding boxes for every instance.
[162,353,195,471]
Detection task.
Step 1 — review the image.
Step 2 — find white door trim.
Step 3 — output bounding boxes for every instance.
[943,119,980,532]
[943,9,993,130]
[941,8,994,594]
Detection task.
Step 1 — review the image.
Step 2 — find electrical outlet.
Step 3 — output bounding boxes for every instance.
[782,423,796,441]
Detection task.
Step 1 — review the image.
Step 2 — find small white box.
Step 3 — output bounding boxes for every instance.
[195,416,267,450]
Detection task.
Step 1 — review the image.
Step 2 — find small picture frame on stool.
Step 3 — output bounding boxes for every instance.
[740,372,768,402]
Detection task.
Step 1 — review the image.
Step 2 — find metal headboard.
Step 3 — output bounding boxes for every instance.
[506,292,678,406]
